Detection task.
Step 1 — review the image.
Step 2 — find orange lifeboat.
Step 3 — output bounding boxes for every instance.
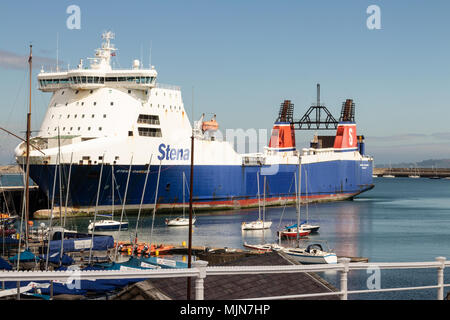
[201,115,219,132]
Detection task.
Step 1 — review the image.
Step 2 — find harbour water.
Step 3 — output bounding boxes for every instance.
[28,177,450,299]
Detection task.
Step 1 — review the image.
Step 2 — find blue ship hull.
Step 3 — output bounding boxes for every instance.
[29,160,373,211]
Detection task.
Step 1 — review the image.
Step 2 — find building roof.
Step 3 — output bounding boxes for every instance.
[114,251,339,300]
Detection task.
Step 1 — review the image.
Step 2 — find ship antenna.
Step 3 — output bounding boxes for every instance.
[317,83,320,107]
[140,43,143,69]
[149,41,152,68]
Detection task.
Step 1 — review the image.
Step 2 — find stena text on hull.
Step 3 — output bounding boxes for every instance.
[14,32,374,217]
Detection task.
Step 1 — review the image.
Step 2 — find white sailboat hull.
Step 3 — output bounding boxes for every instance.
[282,248,337,264]
[88,220,128,231]
[166,217,196,226]
[241,220,272,230]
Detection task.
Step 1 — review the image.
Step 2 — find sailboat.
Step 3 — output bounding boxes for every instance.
[278,166,310,239]
[299,168,320,233]
[166,172,196,226]
[241,172,272,231]
[383,163,395,178]
[408,164,420,179]
[280,156,336,264]
[88,165,128,231]
[429,165,441,179]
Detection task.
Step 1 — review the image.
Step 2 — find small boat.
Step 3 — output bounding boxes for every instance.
[372,174,378,178]
[88,165,129,232]
[115,242,174,256]
[429,165,440,179]
[242,219,272,230]
[242,172,272,231]
[409,164,420,178]
[166,172,196,227]
[278,227,311,238]
[243,242,282,252]
[166,217,196,227]
[383,163,395,178]
[284,222,319,234]
[301,170,320,233]
[282,243,337,264]
[88,219,128,231]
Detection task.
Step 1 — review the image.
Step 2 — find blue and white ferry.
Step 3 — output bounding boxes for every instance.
[14,32,374,216]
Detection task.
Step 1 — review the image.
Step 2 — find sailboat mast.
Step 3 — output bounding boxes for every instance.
[305,168,308,223]
[60,153,73,265]
[257,171,260,220]
[111,164,114,219]
[183,172,185,218]
[132,154,152,254]
[113,155,133,261]
[263,176,266,223]
[88,156,105,265]
[25,44,32,246]
[149,161,162,252]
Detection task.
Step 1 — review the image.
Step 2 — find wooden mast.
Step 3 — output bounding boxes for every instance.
[25,44,32,246]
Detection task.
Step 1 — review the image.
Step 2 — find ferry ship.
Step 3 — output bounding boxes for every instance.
[14,32,374,215]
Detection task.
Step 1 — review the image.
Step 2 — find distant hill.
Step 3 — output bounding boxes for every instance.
[377,159,450,168]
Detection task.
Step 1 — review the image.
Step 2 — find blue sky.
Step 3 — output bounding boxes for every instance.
[1,0,450,164]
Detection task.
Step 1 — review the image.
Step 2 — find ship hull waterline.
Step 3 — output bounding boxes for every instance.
[29,161,374,219]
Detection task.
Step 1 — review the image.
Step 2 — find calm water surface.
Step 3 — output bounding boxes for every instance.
[56,177,450,299]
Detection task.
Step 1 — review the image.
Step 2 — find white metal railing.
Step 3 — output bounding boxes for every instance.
[0,257,448,300]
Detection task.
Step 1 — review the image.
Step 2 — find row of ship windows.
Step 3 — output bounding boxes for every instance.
[55,101,114,107]
[53,100,182,111]
[49,126,102,132]
[50,113,161,122]
[40,76,156,86]
[51,114,107,119]
[47,127,162,137]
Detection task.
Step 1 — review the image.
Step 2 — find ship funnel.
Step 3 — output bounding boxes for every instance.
[333,99,357,150]
[268,100,296,151]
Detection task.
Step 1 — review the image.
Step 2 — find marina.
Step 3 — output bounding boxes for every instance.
[2,1,450,307]
[2,176,450,299]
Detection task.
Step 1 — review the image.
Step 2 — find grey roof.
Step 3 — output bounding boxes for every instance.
[114,251,339,300]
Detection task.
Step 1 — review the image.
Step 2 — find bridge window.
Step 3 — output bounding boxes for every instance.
[137,114,160,125]
[138,127,162,137]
